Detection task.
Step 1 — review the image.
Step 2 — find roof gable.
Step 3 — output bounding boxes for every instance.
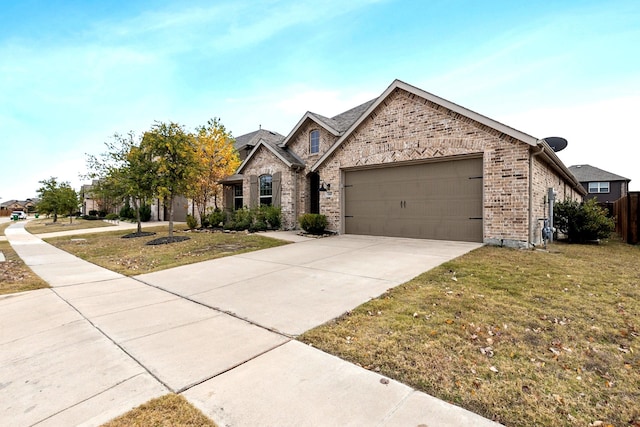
[311,79,539,171]
[282,99,377,147]
[569,164,630,182]
[236,138,304,173]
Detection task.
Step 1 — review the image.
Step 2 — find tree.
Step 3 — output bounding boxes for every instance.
[85,132,156,235]
[188,118,240,226]
[36,177,79,223]
[141,121,200,238]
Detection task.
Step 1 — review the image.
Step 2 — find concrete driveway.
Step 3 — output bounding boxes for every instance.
[136,234,481,336]
[1,223,497,427]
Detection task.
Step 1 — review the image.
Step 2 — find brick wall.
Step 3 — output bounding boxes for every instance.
[241,145,298,229]
[287,124,339,215]
[530,156,583,245]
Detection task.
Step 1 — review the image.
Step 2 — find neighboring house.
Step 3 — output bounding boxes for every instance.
[222,79,586,247]
[568,164,631,204]
[0,198,38,214]
[80,181,100,215]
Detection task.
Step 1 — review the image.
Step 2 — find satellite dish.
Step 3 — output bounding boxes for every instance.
[544,137,568,152]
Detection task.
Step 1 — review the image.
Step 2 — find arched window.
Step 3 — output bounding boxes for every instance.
[310,130,320,154]
[259,174,272,206]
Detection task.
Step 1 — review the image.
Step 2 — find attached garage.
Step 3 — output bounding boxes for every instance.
[343,157,483,242]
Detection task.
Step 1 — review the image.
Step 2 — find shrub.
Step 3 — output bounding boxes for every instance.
[261,205,282,229]
[139,204,152,222]
[298,213,328,234]
[89,210,99,216]
[186,214,198,230]
[554,198,615,243]
[230,208,253,231]
[119,203,135,219]
[207,209,226,228]
[82,215,100,220]
[98,210,107,218]
[105,213,119,220]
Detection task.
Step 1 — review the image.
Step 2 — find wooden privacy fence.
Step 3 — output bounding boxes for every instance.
[614,192,640,244]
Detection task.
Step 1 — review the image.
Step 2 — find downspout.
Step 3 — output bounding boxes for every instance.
[528,144,545,247]
[293,166,301,230]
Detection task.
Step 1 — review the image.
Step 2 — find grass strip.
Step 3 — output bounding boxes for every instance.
[45,226,288,275]
[0,241,49,295]
[101,394,217,427]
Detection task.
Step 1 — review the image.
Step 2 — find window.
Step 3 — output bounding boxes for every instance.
[588,182,610,193]
[234,184,243,210]
[259,175,272,206]
[310,130,320,154]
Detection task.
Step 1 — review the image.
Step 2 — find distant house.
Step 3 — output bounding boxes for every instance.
[568,164,631,203]
[0,198,38,214]
[80,181,100,215]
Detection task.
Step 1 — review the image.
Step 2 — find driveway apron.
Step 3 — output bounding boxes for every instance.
[2,222,500,426]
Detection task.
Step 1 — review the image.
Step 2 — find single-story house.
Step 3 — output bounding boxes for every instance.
[0,198,38,213]
[568,164,631,204]
[222,79,585,248]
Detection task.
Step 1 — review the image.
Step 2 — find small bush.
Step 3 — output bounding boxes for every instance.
[230,208,253,231]
[89,210,99,216]
[105,213,119,220]
[261,205,282,229]
[554,198,615,243]
[139,204,152,222]
[98,210,107,218]
[186,214,198,230]
[207,209,226,228]
[119,203,135,219]
[82,215,100,220]
[299,213,328,234]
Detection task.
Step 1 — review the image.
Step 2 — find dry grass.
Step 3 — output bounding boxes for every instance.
[0,221,12,236]
[25,217,115,235]
[102,394,217,427]
[0,241,49,295]
[300,239,640,427]
[45,226,288,275]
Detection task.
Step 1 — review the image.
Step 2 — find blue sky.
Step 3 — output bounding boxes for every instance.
[1,0,639,202]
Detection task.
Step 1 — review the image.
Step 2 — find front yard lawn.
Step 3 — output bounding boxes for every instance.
[0,241,49,295]
[45,226,288,275]
[25,217,116,235]
[300,239,640,427]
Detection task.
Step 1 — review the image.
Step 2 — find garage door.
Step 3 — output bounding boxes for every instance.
[344,157,483,242]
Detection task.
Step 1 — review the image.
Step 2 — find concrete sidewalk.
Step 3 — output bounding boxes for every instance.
[1,221,500,427]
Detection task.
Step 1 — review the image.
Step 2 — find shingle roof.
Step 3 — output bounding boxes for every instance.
[234,128,284,151]
[568,164,630,182]
[330,98,377,133]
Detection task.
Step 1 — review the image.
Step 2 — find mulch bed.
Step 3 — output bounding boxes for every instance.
[145,236,190,245]
[121,232,157,239]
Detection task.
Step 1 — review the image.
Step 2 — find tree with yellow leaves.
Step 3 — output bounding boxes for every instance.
[189,118,240,226]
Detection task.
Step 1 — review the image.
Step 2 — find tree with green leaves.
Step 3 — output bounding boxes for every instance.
[141,121,200,238]
[36,177,79,223]
[85,132,156,235]
[189,118,240,226]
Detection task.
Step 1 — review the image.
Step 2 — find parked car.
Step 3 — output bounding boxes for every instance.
[11,210,27,220]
